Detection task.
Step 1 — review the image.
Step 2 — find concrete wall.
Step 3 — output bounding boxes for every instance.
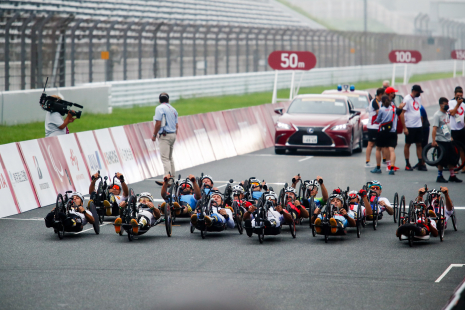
[0,84,109,126]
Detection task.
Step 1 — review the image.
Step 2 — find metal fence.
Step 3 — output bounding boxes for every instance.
[0,12,457,92]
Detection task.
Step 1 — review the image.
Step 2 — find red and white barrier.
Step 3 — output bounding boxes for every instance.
[2,76,465,218]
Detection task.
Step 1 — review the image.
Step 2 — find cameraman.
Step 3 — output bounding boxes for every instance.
[45,95,76,137]
[448,86,465,173]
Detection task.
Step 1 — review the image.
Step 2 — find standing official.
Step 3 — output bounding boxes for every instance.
[448,86,465,173]
[152,93,178,179]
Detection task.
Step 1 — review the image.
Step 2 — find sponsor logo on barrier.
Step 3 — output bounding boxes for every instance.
[104,150,120,165]
[33,156,43,179]
[70,149,79,171]
[88,152,102,172]
[0,173,7,189]
[39,183,50,190]
[119,148,134,162]
[9,170,28,183]
[47,145,65,182]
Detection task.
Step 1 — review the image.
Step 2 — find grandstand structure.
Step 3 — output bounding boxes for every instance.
[0,0,457,91]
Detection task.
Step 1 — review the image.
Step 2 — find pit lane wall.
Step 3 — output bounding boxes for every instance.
[0,76,464,218]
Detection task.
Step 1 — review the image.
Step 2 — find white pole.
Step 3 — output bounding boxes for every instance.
[295,71,304,97]
[391,64,396,86]
[462,61,465,77]
[403,64,408,85]
[272,70,278,103]
[289,71,295,100]
[454,60,457,78]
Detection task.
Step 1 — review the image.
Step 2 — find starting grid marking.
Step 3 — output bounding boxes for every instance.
[435,264,465,283]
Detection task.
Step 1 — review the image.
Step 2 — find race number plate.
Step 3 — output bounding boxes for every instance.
[302,135,317,144]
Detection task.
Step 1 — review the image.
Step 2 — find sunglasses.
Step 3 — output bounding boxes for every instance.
[348,194,358,199]
[109,185,121,191]
[250,182,260,187]
[370,186,381,190]
[181,184,192,189]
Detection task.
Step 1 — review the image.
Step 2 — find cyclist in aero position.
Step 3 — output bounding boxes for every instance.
[114,192,161,235]
[243,191,293,237]
[200,175,214,194]
[231,184,253,215]
[191,189,234,229]
[347,189,373,219]
[282,187,310,220]
[416,186,455,228]
[242,178,267,202]
[161,174,201,216]
[311,191,355,234]
[44,192,95,232]
[291,175,328,209]
[367,181,394,218]
[89,172,128,216]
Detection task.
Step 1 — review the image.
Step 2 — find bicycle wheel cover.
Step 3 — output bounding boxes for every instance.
[422,143,444,166]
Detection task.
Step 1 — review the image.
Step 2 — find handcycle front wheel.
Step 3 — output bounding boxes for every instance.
[451,213,458,231]
[258,228,264,244]
[190,224,195,233]
[393,193,399,223]
[164,203,172,237]
[201,229,207,239]
[290,221,296,238]
[127,231,134,242]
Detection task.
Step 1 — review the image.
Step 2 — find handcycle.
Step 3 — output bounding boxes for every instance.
[277,183,297,238]
[248,193,282,244]
[424,184,457,236]
[343,186,364,238]
[223,179,244,235]
[90,170,109,224]
[398,199,438,247]
[52,191,99,240]
[117,188,171,241]
[364,182,380,230]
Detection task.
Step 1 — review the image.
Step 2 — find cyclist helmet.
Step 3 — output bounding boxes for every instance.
[210,190,224,203]
[179,179,194,191]
[232,185,245,195]
[306,179,320,190]
[285,187,296,194]
[329,193,344,204]
[201,175,214,186]
[71,192,84,204]
[265,191,278,202]
[348,190,359,200]
[139,192,154,202]
[369,180,382,190]
[430,189,440,197]
[109,178,122,191]
[249,178,261,189]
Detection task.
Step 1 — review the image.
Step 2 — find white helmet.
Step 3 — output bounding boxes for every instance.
[285,187,296,195]
[306,179,320,190]
[139,192,154,203]
[201,175,214,185]
[180,179,194,189]
[265,191,278,201]
[71,192,84,204]
[232,185,245,194]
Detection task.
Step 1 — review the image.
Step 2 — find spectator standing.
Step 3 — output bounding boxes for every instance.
[366,88,384,167]
[382,80,390,89]
[412,105,430,170]
[432,98,462,183]
[45,95,75,137]
[400,85,427,171]
[152,93,178,180]
[384,87,405,171]
[448,86,465,173]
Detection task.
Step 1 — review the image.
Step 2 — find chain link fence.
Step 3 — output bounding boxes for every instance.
[0,12,456,92]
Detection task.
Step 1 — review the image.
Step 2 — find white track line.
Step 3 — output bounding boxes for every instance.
[74,222,109,234]
[298,156,313,162]
[435,264,465,283]
[0,218,44,221]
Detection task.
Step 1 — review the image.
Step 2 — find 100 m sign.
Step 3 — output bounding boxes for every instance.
[388,50,422,64]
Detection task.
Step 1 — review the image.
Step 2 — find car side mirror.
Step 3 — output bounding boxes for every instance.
[274,108,284,115]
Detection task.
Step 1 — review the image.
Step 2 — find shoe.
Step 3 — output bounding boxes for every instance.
[329,218,338,234]
[131,219,139,234]
[204,216,212,227]
[139,217,148,228]
[365,162,371,167]
[191,214,198,226]
[370,168,382,174]
[173,202,182,215]
[87,199,93,209]
[405,165,413,171]
[314,218,322,234]
[449,175,463,183]
[436,176,448,183]
[387,165,400,171]
[418,165,428,171]
[103,200,112,216]
[428,210,436,217]
[412,163,419,170]
[389,170,395,175]
[155,181,163,186]
[114,218,122,234]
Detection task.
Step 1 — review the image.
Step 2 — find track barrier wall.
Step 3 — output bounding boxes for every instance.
[1,76,464,218]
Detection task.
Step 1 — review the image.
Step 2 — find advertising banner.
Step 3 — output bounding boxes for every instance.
[170,116,192,173]
[93,129,125,180]
[18,140,57,207]
[123,124,153,179]
[185,114,216,163]
[199,111,237,159]
[57,134,90,194]
[177,115,206,167]
[0,153,21,217]
[75,131,109,179]
[222,108,264,155]
[135,122,163,177]
[109,126,144,183]
[38,136,76,195]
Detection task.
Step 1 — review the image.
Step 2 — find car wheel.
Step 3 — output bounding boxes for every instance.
[275,147,285,155]
[354,132,363,153]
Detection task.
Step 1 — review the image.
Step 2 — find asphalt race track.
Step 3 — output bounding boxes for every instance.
[1,105,464,310]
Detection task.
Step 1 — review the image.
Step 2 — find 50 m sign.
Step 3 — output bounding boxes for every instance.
[268,51,317,70]
[388,50,422,64]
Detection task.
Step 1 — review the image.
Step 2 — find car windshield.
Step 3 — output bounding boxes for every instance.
[287,98,347,115]
[324,92,369,109]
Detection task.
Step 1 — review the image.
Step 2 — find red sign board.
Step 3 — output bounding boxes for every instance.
[268,51,317,70]
[388,50,422,64]
[451,50,465,60]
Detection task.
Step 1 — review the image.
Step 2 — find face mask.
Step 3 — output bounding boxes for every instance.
[414,93,421,98]
[252,191,262,200]
[444,105,449,111]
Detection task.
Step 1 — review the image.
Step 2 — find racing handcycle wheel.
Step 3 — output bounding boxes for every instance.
[165,201,172,237]
[372,197,379,230]
[452,141,465,172]
[201,229,207,239]
[408,229,414,247]
[356,205,362,238]
[55,194,66,240]
[190,224,195,233]
[422,143,445,167]
[451,213,458,231]
[127,231,134,242]
[393,193,399,223]
[258,228,264,244]
[437,198,445,242]
[290,220,296,238]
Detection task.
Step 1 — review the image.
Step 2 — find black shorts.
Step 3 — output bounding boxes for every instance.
[376,132,397,148]
[367,129,378,142]
[437,141,456,167]
[405,127,423,144]
[451,128,465,145]
[421,128,430,149]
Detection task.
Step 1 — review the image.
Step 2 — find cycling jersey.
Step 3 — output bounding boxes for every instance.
[308,197,326,208]
[370,196,391,213]
[317,210,354,228]
[349,203,366,217]
[137,203,156,227]
[249,208,284,228]
[68,209,92,226]
[287,202,301,217]
[210,205,234,229]
[203,188,211,195]
[234,199,252,209]
[367,98,380,130]
[179,194,197,209]
[252,191,263,200]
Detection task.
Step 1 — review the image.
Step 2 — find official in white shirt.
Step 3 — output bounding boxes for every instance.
[448,86,465,173]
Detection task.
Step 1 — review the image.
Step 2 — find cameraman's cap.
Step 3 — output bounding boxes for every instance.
[412,85,424,93]
[455,86,463,93]
[385,87,398,94]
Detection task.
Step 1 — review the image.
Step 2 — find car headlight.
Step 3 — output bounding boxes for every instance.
[361,119,369,125]
[276,121,291,130]
[331,124,347,131]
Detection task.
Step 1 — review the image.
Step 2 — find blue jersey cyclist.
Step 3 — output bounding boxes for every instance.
[242,178,267,201]
[291,175,329,209]
[161,174,201,216]
[200,175,214,195]
[312,191,356,234]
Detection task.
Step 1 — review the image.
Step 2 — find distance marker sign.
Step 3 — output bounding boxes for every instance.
[388,50,422,64]
[268,51,317,70]
[451,50,465,60]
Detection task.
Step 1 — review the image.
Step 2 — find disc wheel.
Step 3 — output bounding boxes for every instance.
[393,193,399,223]
[164,203,172,237]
